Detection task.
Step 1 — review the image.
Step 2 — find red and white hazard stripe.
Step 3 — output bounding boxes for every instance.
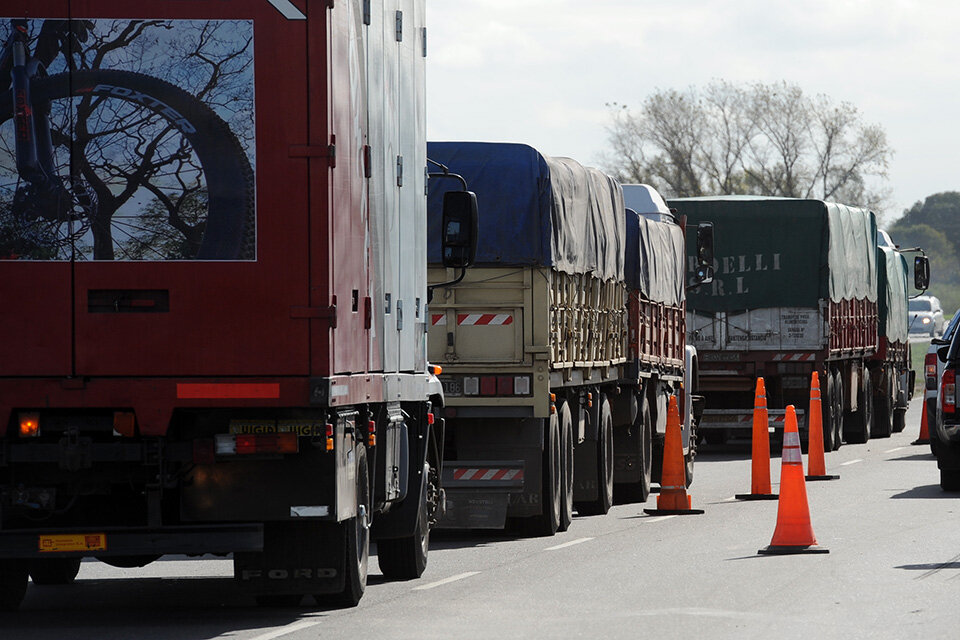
[452,467,524,481]
[431,313,514,326]
[772,353,817,362]
[457,313,513,326]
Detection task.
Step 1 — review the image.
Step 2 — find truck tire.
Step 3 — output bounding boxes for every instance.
[822,373,838,452]
[0,560,28,612]
[576,396,614,516]
[614,395,652,504]
[29,558,81,586]
[940,469,960,492]
[558,400,575,532]
[517,414,561,537]
[832,370,844,450]
[872,368,894,438]
[330,444,370,607]
[844,369,872,444]
[377,463,430,580]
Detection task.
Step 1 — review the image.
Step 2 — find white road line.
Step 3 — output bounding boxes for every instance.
[839,458,864,466]
[412,571,480,591]
[885,446,908,453]
[248,620,321,640]
[544,537,594,551]
[645,515,678,524]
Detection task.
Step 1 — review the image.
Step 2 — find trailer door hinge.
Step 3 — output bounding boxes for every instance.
[291,304,338,328]
[363,0,371,24]
[395,10,403,41]
[289,138,336,168]
[396,155,403,187]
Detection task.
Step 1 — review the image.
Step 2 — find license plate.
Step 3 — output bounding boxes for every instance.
[441,379,462,396]
[38,533,106,553]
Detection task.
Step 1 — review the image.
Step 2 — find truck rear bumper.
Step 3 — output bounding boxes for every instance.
[0,524,263,560]
[699,408,806,434]
[436,461,524,529]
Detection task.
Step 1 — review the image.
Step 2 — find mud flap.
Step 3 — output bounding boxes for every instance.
[234,521,344,596]
[435,461,524,529]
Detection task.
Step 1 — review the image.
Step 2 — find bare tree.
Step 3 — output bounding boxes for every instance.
[602,80,892,209]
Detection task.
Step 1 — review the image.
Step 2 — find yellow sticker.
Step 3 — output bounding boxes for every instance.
[39,533,106,553]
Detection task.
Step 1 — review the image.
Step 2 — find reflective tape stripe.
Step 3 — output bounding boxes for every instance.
[782,446,803,464]
[431,314,446,326]
[458,313,514,326]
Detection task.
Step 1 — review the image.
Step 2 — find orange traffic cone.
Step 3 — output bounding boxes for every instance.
[912,403,930,445]
[759,405,828,555]
[806,372,839,481]
[736,377,778,500]
[644,395,704,516]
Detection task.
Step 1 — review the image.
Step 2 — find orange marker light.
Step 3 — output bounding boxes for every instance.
[19,412,40,438]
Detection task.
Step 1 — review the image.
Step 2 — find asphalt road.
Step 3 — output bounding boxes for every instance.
[3,397,957,640]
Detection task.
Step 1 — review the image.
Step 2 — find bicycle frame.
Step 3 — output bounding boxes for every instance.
[5,18,59,191]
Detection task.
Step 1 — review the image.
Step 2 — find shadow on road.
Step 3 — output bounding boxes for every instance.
[0,576,319,640]
[890,484,960,499]
[886,453,936,462]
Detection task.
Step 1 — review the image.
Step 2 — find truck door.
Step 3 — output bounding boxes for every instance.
[65,5,310,377]
[0,11,76,376]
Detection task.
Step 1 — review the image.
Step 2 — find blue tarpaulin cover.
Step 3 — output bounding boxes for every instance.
[427,142,625,281]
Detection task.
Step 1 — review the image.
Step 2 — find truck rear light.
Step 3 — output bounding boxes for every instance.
[496,376,513,395]
[429,364,443,375]
[326,423,334,452]
[193,438,215,464]
[514,376,530,395]
[368,420,376,446]
[214,433,299,455]
[926,352,939,390]
[113,411,136,437]
[942,369,956,414]
[18,412,39,438]
[464,377,479,395]
[480,376,497,396]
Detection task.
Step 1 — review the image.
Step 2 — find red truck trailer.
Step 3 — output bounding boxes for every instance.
[0,0,467,610]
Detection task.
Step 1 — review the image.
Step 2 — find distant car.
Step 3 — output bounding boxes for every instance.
[926,311,960,444]
[909,295,945,336]
[933,325,960,489]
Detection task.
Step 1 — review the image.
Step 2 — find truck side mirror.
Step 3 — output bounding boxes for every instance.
[694,222,714,285]
[441,190,478,269]
[915,255,930,290]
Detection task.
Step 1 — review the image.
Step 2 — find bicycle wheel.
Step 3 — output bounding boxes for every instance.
[0,69,254,261]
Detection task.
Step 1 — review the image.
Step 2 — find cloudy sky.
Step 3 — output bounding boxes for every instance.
[426,0,959,223]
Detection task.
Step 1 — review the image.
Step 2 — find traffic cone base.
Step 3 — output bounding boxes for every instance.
[643,396,703,516]
[758,544,829,555]
[735,492,779,500]
[912,404,930,445]
[805,474,839,482]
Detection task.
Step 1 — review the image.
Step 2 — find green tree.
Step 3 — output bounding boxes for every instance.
[894,192,960,257]
[887,222,960,313]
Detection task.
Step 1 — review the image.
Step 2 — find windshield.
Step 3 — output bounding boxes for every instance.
[910,299,932,312]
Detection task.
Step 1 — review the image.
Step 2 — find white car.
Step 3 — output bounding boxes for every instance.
[910,295,946,337]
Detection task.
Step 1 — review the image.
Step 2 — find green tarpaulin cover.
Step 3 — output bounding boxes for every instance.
[668,197,877,313]
[877,245,909,343]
